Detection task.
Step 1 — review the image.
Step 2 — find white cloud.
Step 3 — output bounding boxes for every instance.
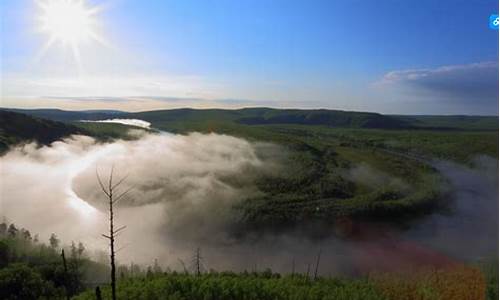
[377,61,499,104]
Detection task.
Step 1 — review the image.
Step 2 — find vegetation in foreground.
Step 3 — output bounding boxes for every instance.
[73,264,497,300]
[0,222,108,300]
[0,223,498,300]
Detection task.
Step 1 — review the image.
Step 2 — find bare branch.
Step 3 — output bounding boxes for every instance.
[113,225,127,234]
[112,173,129,190]
[178,259,188,274]
[96,167,110,197]
[109,164,114,191]
[101,234,111,240]
[112,186,134,204]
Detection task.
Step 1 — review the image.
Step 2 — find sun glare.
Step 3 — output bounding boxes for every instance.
[36,0,105,68]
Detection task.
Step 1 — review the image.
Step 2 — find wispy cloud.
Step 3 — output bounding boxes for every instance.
[378,61,499,104]
[2,74,223,99]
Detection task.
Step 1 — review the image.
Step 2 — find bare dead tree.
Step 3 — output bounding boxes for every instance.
[95,286,102,300]
[291,257,295,277]
[313,249,322,280]
[191,247,203,276]
[61,249,70,300]
[97,166,130,300]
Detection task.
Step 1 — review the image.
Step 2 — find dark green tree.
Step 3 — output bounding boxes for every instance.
[0,263,59,300]
[49,233,60,249]
[0,241,9,268]
[0,223,7,236]
[7,224,18,238]
[21,229,32,241]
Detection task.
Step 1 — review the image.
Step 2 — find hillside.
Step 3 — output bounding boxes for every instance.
[394,115,499,131]
[0,110,87,153]
[6,107,498,131]
[126,108,412,130]
[3,108,122,122]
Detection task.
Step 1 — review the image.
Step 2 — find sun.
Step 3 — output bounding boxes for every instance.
[36,0,105,67]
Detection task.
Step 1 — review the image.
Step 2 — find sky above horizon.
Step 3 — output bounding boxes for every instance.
[1,0,499,115]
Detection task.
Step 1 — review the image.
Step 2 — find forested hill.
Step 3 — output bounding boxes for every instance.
[5,107,498,131]
[3,108,122,122]
[4,107,411,129]
[0,110,86,152]
[127,108,412,129]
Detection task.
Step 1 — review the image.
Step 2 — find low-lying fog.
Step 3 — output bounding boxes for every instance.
[0,128,498,275]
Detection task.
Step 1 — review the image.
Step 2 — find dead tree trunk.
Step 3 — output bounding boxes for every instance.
[194,248,201,276]
[313,249,321,280]
[61,249,70,300]
[97,167,129,300]
[178,258,188,274]
[95,286,102,300]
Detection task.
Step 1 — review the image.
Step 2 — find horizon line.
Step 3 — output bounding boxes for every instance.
[1,105,498,117]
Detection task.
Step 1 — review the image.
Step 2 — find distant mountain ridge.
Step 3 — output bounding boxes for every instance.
[3,107,498,131]
[3,108,124,122]
[234,108,409,128]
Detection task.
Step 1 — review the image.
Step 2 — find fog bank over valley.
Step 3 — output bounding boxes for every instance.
[0,129,497,275]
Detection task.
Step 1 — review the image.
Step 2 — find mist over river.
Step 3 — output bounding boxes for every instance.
[0,127,497,275]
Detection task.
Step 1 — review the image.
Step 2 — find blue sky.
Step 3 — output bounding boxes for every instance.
[1,0,498,114]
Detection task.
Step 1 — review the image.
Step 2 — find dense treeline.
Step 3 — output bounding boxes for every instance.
[0,222,107,300]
